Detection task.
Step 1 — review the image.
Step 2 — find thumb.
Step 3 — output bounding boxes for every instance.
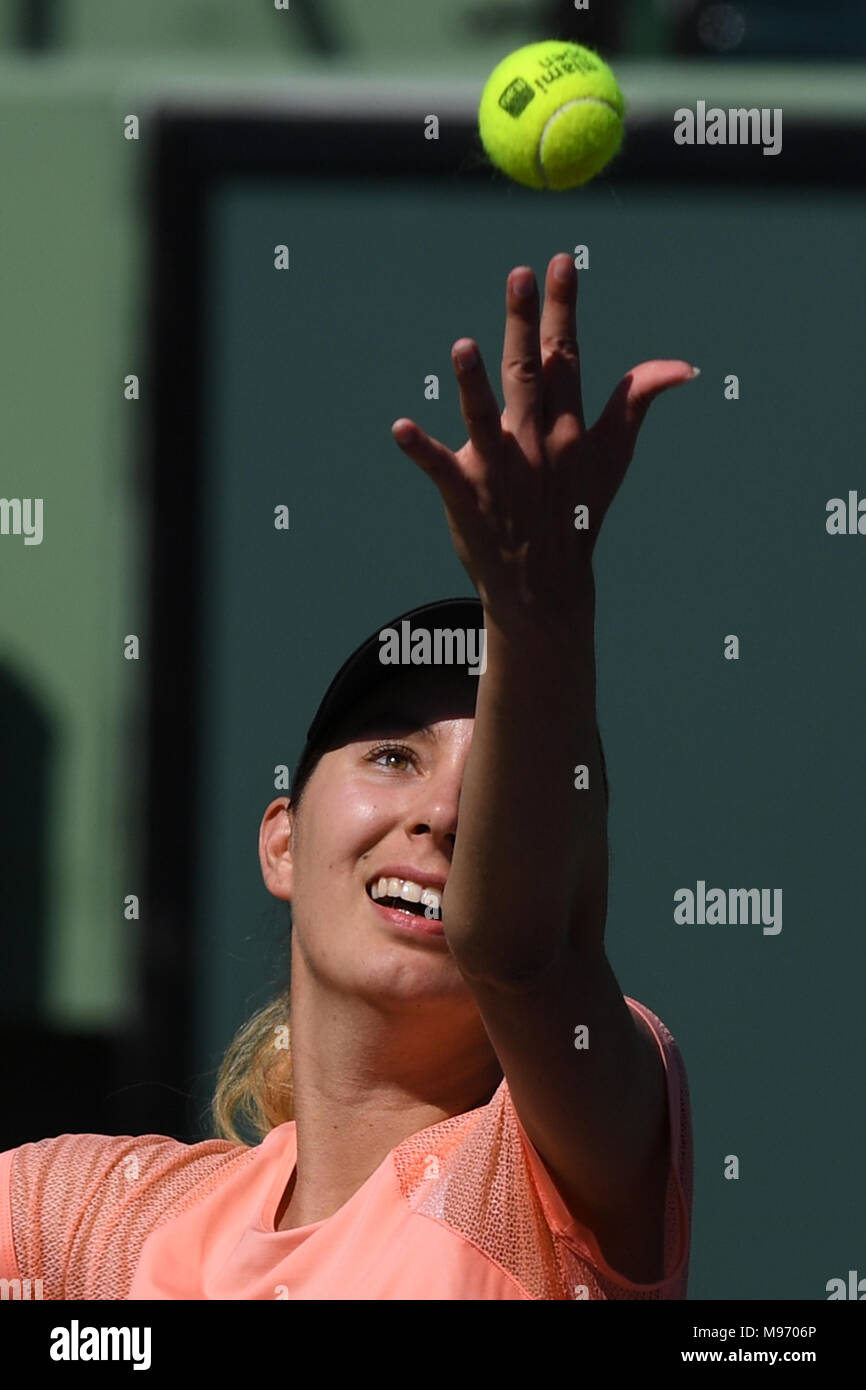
[391,419,474,515]
[592,360,699,471]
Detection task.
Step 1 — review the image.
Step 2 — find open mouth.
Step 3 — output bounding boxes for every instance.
[366,879,443,922]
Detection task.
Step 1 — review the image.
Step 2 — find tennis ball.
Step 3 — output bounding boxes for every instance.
[478,41,625,191]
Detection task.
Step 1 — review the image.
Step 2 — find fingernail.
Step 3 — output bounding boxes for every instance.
[689,365,701,378]
[514,271,535,298]
[554,257,572,283]
[456,343,478,369]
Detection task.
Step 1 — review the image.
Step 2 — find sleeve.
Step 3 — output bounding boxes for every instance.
[0,1147,20,1283]
[509,996,693,1300]
[0,1131,244,1300]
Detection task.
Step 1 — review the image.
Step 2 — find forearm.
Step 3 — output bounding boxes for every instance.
[442,587,610,981]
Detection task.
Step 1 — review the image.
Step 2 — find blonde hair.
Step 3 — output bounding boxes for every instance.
[211,991,294,1146]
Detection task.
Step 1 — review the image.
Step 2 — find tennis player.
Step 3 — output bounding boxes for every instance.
[0,253,695,1300]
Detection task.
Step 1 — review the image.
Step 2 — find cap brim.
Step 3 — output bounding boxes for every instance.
[295,596,485,782]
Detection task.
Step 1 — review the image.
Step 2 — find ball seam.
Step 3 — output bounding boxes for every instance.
[537,97,620,190]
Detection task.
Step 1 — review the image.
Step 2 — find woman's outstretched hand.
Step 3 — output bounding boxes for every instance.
[392,252,698,637]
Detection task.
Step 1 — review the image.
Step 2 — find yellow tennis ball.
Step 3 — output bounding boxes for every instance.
[478,41,625,191]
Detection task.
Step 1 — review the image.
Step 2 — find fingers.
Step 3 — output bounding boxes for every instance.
[401,257,584,482]
[591,358,698,486]
[501,266,544,462]
[392,334,501,500]
[391,418,475,513]
[451,338,502,468]
[539,253,585,440]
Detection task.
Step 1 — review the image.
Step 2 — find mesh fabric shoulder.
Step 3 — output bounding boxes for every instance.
[6,1132,253,1300]
[391,1001,692,1299]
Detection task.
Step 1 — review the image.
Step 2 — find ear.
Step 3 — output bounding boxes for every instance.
[259,797,294,901]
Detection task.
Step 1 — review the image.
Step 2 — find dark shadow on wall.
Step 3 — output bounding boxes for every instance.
[0,660,52,1022]
[0,663,141,1150]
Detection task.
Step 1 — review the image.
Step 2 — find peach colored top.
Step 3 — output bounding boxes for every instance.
[0,998,691,1300]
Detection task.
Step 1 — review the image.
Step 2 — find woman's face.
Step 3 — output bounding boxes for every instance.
[261,668,480,1010]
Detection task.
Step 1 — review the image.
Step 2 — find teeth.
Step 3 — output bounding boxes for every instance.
[370,876,443,917]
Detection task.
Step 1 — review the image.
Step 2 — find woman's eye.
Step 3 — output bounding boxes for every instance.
[369,744,415,771]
